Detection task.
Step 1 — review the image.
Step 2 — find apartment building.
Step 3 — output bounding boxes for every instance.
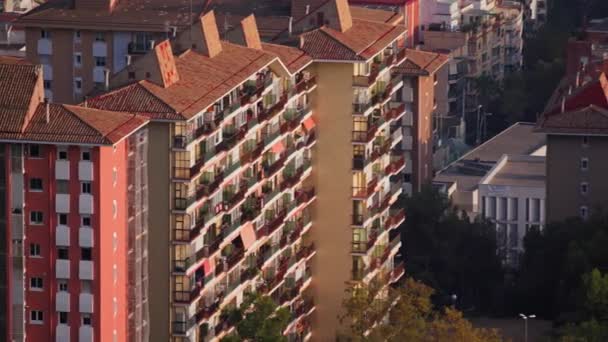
[0,57,149,342]
[538,67,608,222]
[83,11,320,341]
[17,0,205,103]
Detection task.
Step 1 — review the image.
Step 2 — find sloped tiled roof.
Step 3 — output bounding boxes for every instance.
[0,59,40,135]
[393,49,449,76]
[262,42,313,73]
[538,105,608,135]
[0,104,148,145]
[299,18,405,61]
[349,6,402,24]
[18,0,204,31]
[138,42,276,119]
[86,82,183,121]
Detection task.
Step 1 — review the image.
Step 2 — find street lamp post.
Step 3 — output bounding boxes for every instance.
[519,313,536,342]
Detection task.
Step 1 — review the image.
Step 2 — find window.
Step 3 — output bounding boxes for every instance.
[30,310,43,324]
[112,167,118,186]
[128,71,135,80]
[30,277,43,290]
[58,214,68,225]
[81,248,92,261]
[581,182,589,195]
[82,216,91,227]
[74,30,81,42]
[74,78,82,92]
[58,149,68,160]
[30,211,43,225]
[94,32,105,42]
[29,145,40,158]
[29,178,43,191]
[59,312,68,324]
[81,150,91,161]
[74,53,82,67]
[582,136,589,147]
[82,314,92,325]
[112,200,117,219]
[81,182,91,194]
[30,243,41,257]
[57,247,69,260]
[581,157,589,171]
[580,206,589,220]
[43,80,52,89]
[58,280,68,292]
[41,29,50,39]
[94,57,106,67]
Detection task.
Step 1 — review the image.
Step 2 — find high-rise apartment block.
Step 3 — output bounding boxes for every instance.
[0,57,149,342]
[4,0,450,341]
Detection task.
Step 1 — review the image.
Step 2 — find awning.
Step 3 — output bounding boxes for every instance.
[302,117,316,131]
[240,222,257,250]
[271,141,285,154]
[203,258,215,277]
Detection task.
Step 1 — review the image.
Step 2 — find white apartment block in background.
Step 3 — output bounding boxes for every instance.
[477,154,545,267]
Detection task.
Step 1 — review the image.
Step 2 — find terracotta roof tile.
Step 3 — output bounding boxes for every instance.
[86,82,183,120]
[538,105,608,135]
[140,42,277,119]
[0,59,39,135]
[18,0,204,31]
[402,49,449,74]
[349,6,402,24]
[9,104,148,145]
[299,18,405,61]
[262,43,312,73]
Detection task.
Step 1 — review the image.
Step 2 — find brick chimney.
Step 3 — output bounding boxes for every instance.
[153,40,180,88]
[178,10,223,58]
[332,0,352,32]
[235,15,262,50]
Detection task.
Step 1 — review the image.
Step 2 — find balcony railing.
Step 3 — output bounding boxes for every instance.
[385,156,405,175]
[352,177,378,199]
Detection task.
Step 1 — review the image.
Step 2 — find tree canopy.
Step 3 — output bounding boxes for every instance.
[401,186,503,314]
[220,293,291,342]
[340,278,503,342]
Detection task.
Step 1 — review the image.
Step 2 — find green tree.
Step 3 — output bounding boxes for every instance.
[401,186,503,314]
[220,293,291,342]
[340,278,503,342]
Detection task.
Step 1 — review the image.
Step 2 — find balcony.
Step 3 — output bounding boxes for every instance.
[387,208,406,228]
[79,325,93,342]
[389,261,405,284]
[79,227,94,247]
[79,194,94,214]
[79,293,94,313]
[92,41,107,57]
[56,194,70,213]
[79,260,94,280]
[385,155,405,175]
[78,161,93,181]
[93,66,105,83]
[353,102,371,115]
[55,160,69,180]
[352,177,378,199]
[56,324,70,342]
[295,76,316,94]
[56,259,70,279]
[56,292,70,312]
[258,94,288,123]
[351,230,380,255]
[56,225,70,246]
[37,38,52,55]
[192,172,224,202]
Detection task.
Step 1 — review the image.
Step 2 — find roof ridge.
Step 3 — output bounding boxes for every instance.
[62,104,119,144]
[136,80,181,115]
[317,27,358,54]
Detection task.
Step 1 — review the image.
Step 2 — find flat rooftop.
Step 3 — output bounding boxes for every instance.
[486,155,545,188]
[434,122,546,192]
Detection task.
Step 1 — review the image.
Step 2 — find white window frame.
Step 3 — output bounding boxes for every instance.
[30,310,43,324]
[30,277,43,291]
[74,53,82,68]
[581,157,589,171]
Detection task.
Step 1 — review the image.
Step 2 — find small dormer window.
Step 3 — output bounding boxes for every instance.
[41,29,51,39]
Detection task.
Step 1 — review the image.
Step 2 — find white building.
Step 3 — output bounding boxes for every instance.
[434,122,546,267]
[477,154,545,267]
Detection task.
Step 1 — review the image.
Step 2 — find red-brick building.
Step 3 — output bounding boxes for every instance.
[0,57,149,342]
